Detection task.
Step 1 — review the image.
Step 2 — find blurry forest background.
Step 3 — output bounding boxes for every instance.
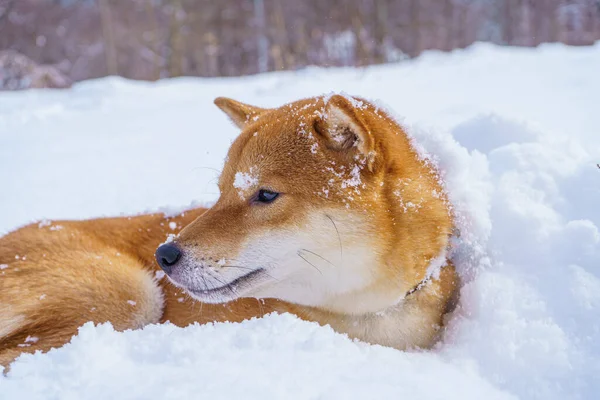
[1,0,599,89]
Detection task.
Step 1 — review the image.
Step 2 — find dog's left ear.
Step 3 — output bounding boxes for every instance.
[214,97,268,129]
[315,94,377,170]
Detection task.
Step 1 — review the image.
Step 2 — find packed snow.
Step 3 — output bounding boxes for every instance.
[233,168,259,199]
[0,42,599,399]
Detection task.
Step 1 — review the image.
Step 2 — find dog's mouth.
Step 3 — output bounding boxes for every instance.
[181,268,266,303]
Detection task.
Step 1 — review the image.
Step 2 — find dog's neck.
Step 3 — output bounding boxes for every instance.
[280,266,454,349]
[282,265,453,350]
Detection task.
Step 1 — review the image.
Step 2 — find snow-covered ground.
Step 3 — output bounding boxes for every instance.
[0,42,599,399]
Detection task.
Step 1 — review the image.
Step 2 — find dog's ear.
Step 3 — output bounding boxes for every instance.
[315,94,376,169]
[214,97,268,129]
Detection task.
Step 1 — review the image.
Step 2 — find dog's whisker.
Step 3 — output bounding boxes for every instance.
[297,251,323,275]
[191,166,221,175]
[214,275,238,297]
[194,192,220,196]
[298,248,336,268]
[220,265,280,282]
[256,298,265,316]
[220,265,255,271]
[325,214,343,263]
[190,166,222,193]
[200,274,210,293]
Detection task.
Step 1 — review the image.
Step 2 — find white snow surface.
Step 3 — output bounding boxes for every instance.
[0,42,599,399]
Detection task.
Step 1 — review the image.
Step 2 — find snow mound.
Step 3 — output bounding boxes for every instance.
[1,41,599,399]
[0,314,512,399]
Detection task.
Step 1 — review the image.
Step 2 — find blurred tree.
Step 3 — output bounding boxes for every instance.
[0,0,16,26]
[254,0,268,73]
[0,0,599,87]
[98,0,117,75]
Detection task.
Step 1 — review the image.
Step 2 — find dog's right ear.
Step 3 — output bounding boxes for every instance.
[214,97,268,129]
[314,94,378,171]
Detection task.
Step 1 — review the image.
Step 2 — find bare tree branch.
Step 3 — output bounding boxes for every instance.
[0,0,16,28]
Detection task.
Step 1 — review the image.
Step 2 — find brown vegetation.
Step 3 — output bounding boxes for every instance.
[0,0,599,85]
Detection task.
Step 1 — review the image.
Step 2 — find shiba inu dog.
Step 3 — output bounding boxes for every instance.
[0,94,458,368]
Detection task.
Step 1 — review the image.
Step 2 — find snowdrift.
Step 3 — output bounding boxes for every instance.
[0,42,598,399]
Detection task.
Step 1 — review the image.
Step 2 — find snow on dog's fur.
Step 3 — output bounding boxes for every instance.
[0,95,458,368]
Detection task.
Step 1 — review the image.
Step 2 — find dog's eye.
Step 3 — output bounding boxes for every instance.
[255,189,279,204]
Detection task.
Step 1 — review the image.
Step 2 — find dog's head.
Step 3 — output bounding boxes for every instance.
[156,95,452,315]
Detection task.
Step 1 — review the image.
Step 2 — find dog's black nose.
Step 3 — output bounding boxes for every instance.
[155,244,182,274]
